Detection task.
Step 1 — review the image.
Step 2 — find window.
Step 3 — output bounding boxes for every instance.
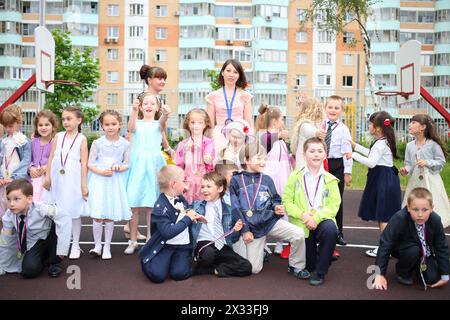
[421,54,433,67]
[129,71,140,83]
[235,28,252,41]
[343,32,354,44]
[318,74,331,86]
[318,31,333,43]
[296,74,306,86]
[235,6,251,18]
[343,54,354,65]
[156,5,167,17]
[128,48,144,61]
[297,9,306,21]
[107,4,119,16]
[129,26,144,37]
[318,53,332,65]
[107,26,119,39]
[156,27,167,40]
[342,76,353,87]
[107,93,118,105]
[259,50,286,62]
[215,5,233,17]
[21,46,34,58]
[345,12,354,22]
[107,71,119,83]
[107,49,118,60]
[418,11,433,23]
[155,50,167,62]
[296,32,307,43]
[129,4,144,16]
[234,50,252,62]
[296,52,307,64]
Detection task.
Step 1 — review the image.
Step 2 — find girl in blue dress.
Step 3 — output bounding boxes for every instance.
[125,93,170,254]
[88,110,132,260]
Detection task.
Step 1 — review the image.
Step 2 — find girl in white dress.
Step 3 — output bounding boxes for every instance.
[44,106,89,260]
[400,114,450,228]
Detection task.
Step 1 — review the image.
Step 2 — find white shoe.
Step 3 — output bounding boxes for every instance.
[102,247,112,260]
[274,242,283,255]
[124,240,139,255]
[124,230,147,241]
[69,246,83,260]
[366,247,378,258]
[89,246,102,257]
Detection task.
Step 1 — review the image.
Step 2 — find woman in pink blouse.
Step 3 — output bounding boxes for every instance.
[206,59,253,156]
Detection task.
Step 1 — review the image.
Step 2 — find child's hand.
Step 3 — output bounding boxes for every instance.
[274,205,285,215]
[316,129,326,140]
[111,165,124,172]
[102,169,113,177]
[344,174,352,187]
[243,231,254,244]
[82,186,88,199]
[305,219,317,230]
[399,167,408,176]
[416,159,427,168]
[279,130,289,141]
[373,275,388,290]
[29,167,40,179]
[345,151,352,160]
[161,104,171,116]
[195,214,208,224]
[203,154,212,164]
[233,219,243,232]
[43,177,51,190]
[430,279,449,288]
[301,212,313,224]
[132,99,140,112]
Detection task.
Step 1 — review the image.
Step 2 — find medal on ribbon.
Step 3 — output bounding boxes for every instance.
[223,86,237,126]
[421,263,427,272]
[60,132,79,175]
[17,251,23,259]
[240,174,262,219]
[303,174,322,213]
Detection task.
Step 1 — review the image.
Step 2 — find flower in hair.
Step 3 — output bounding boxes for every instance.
[383,118,390,126]
[243,126,249,134]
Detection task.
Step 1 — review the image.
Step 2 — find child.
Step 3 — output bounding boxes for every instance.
[319,95,353,251]
[373,188,449,290]
[256,104,293,257]
[0,104,32,221]
[350,111,401,257]
[87,110,132,260]
[175,108,215,203]
[283,137,341,286]
[139,165,205,283]
[230,141,309,278]
[125,92,170,254]
[216,119,251,168]
[44,106,89,260]
[214,162,239,206]
[29,110,58,202]
[0,179,71,278]
[400,114,450,228]
[191,172,252,277]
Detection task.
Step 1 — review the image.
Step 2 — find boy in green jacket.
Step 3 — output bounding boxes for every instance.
[283,137,341,286]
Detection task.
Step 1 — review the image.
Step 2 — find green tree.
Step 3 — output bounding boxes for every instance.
[206,69,221,91]
[44,29,100,123]
[303,0,380,110]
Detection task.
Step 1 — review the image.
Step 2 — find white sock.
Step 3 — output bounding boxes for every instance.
[104,222,114,251]
[92,220,103,249]
[71,218,82,249]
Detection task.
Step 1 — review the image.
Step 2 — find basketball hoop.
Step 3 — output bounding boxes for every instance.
[44,80,81,89]
[375,91,411,99]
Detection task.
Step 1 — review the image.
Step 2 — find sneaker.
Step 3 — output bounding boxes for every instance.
[89,246,102,257]
[124,240,138,255]
[336,233,347,246]
[102,247,112,260]
[263,250,270,263]
[264,244,272,255]
[366,247,378,258]
[274,242,283,255]
[280,244,291,259]
[332,250,340,261]
[69,246,83,260]
[309,273,325,286]
[396,275,413,286]
[288,266,311,280]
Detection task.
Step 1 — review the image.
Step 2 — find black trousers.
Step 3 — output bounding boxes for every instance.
[328,157,344,234]
[21,222,61,279]
[392,245,421,278]
[194,241,252,277]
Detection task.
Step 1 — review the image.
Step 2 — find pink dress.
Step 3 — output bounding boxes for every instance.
[175,136,215,203]
[30,137,52,201]
[206,88,252,156]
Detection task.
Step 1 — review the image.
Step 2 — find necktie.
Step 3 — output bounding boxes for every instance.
[325,121,336,156]
[213,205,225,250]
[18,214,27,254]
[416,224,430,257]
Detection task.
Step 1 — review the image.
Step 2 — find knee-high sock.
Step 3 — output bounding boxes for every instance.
[71,218,82,248]
[92,221,103,248]
[104,222,114,250]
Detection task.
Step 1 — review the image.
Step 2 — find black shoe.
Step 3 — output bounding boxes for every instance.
[396,275,413,286]
[336,234,347,246]
[288,266,310,280]
[309,273,325,286]
[48,264,63,278]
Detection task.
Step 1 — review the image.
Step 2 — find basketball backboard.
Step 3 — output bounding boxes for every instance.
[34,26,55,93]
[396,40,421,104]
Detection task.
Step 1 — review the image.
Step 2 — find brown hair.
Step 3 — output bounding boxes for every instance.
[255,104,283,131]
[33,110,58,137]
[303,137,327,153]
[202,172,227,198]
[326,95,343,108]
[62,106,84,133]
[0,104,23,126]
[157,165,184,192]
[138,93,161,120]
[182,108,212,136]
[239,142,267,170]
[407,187,433,207]
[218,59,248,89]
[140,65,167,85]
[370,111,398,159]
[214,163,239,177]
[411,114,447,159]
[99,109,123,125]
[6,178,33,196]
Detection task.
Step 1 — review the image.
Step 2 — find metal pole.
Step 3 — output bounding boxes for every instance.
[38,0,46,111]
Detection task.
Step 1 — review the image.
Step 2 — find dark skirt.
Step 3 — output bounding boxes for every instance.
[358,165,401,223]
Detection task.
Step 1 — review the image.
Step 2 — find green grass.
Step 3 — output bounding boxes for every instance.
[348,160,450,196]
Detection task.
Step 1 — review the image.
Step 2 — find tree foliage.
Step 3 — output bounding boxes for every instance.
[44,29,100,123]
[206,69,221,91]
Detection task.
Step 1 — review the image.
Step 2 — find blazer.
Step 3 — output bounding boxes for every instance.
[0,136,32,179]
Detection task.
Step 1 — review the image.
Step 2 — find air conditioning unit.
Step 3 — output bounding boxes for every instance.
[292,85,299,91]
[104,37,111,44]
[173,10,180,16]
[226,39,233,45]
[234,18,241,24]
[265,16,272,22]
[244,41,251,47]
[112,38,118,44]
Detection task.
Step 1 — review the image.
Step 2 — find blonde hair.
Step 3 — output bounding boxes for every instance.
[0,104,23,126]
[326,95,343,108]
[407,187,433,207]
[157,165,184,192]
[291,97,324,155]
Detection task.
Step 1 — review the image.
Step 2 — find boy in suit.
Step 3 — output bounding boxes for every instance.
[373,187,449,290]
[139,165,206,283]
[191,172,252,277]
